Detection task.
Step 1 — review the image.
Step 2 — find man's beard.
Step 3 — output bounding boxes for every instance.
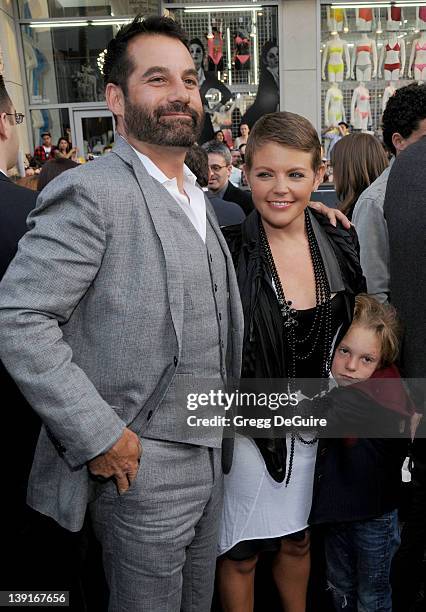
[124,99,203,147]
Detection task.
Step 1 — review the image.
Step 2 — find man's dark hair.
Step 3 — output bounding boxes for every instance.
[41,131,51,138]
[0,75,12,113]
[103,15,189,95]
[382,83,426,155]
[185,145,209,187]
[338,121,349,129]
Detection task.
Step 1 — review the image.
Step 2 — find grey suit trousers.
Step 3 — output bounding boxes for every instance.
[90,438,223,612]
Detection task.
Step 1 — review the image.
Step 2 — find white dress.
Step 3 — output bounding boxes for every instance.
[218,432,316,556]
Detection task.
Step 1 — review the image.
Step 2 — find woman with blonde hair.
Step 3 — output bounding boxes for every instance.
[331,132,388,219]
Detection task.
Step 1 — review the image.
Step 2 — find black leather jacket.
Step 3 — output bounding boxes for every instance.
[222,208,366,481]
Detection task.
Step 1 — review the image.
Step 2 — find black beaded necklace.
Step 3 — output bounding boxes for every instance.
[259,209,332,485]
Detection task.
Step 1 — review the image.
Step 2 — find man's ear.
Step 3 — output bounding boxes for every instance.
[391,132,404,153]
[0,112,9,140]
[105,83,125,119]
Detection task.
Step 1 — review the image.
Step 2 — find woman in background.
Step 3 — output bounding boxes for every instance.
[56,136,77,161]
[234,123,250,149]
[331,133,388,220]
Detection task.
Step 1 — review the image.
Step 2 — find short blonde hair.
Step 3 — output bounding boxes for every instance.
[353,294,401,368]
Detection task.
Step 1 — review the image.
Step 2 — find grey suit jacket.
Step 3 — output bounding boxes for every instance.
[0,136,243,531]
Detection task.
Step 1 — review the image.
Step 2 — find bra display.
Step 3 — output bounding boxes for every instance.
[331,8,344,22]
[385,41,401,52]
[234,34,250,71]
[390,6,402,21]
[358,8,373,22]
[356,44,371,54]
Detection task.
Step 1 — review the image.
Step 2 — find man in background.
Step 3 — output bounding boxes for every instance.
[33,130,57,165]
[0,74,39,587]
[384,135,426,612]
[352,83,426,303]
[185,145,245,226]
[203,140,253,215]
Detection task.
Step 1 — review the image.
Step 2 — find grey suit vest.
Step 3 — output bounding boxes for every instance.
[145,204,229,447]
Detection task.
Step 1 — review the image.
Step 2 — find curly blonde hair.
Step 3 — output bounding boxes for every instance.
[353,294,401,368]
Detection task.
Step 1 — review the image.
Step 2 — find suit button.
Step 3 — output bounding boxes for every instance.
[317,474,323,482]
[209,253,213,262]
[219,312,222,320]
[173,356,178,367]
[147,410,153,421]
[214,284,218,292]
[320,448,327,456]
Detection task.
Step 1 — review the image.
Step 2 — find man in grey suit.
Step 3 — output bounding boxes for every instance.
[0,16,243,612]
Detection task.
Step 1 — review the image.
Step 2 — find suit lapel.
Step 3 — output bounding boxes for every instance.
[0,172,11,183]
[112,137,184,354]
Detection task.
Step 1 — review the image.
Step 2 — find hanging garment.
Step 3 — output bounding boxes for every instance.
[390,7,402,22]
[331,8,344,23]
[358,8,373,22]
[234,34,251,71]
[207,31,224,72]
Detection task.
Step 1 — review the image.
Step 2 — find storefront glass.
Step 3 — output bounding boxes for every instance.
[30,108,70,152]
[320,2,425,151]
[19,0,160,19]
[168,4,279,144]
[22,23,117,105]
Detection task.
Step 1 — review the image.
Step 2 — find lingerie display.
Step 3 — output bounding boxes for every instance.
[207,30,224,72]
[390,6,402,23]
[411,36,426,78]
[319,4,424,134]
[384,40,401,73]
[234,32,250,71]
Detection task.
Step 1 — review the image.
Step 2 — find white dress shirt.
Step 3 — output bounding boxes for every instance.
[130,146,207,242]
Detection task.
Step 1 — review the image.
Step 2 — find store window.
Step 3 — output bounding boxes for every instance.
[22,24,118,104]
[30,108,70,153]
[167,4,279,145]
[320,2,426,156]
[19,0,160,19]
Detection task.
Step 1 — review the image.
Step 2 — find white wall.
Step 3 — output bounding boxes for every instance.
[0,0,30,153]
[279,0,321,131]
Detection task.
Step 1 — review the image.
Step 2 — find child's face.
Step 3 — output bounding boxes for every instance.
[331,324,382,386]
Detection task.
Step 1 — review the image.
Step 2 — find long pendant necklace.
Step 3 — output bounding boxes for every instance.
[259,209,332,485]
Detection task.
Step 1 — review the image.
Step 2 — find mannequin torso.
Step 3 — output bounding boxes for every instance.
[410,33,426,80]
[325,84,345,126]
[351,83,371,130]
